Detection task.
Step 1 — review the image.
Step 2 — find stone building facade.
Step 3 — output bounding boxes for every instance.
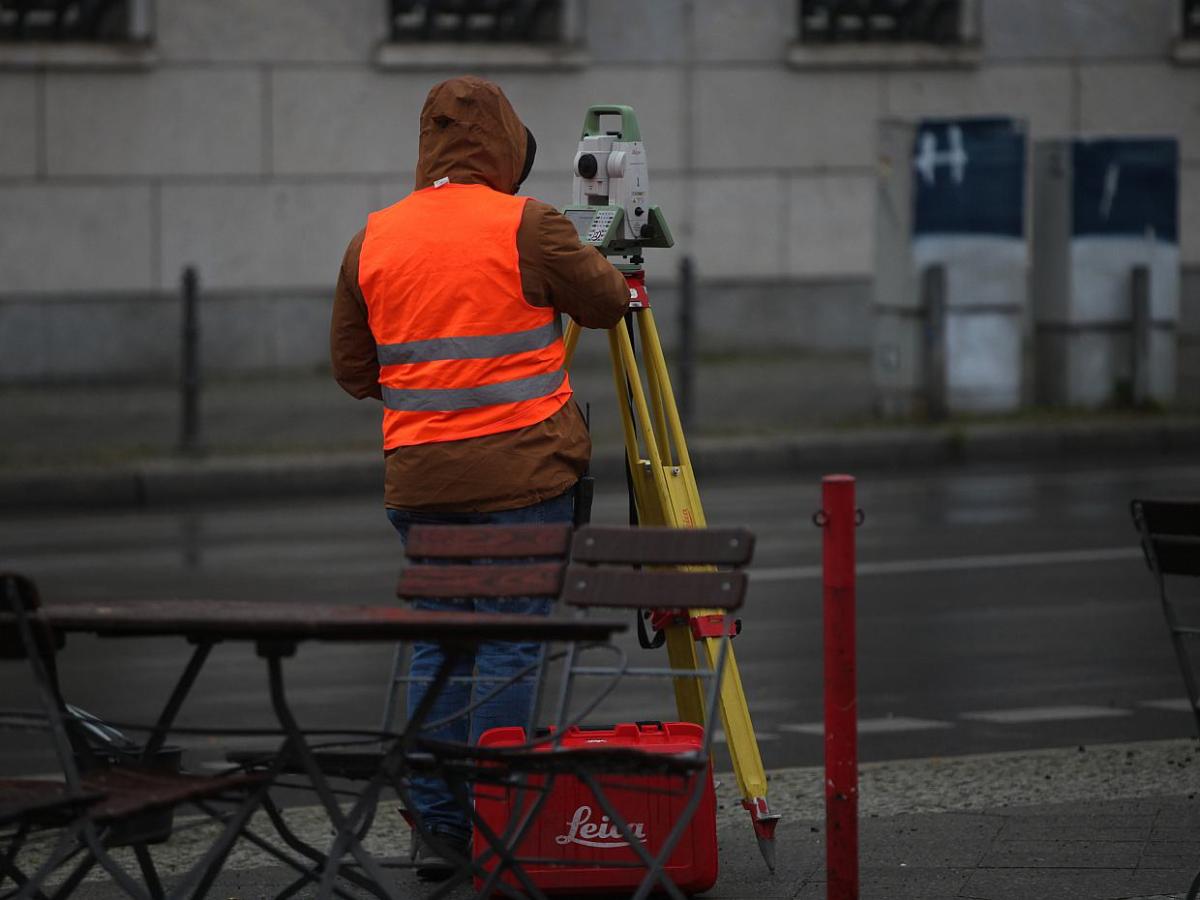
[0,0,1196,398]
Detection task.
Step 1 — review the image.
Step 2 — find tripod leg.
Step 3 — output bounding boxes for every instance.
[607,327,646,478]
[563,319,581,366]
[634,307,780,868]
[638,313,684,469]
[587,300,780,871]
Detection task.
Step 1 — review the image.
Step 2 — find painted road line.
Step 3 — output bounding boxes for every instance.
[779,716,953,736]
[751,546,1142,582]
[960,705,1132,724]
[1139,698,1196,713]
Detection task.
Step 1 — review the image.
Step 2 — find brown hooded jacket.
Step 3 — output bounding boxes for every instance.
[331,76,629,512]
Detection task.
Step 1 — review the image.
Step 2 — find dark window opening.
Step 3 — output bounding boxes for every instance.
[799,0,963,44]
[0,0,143,41]
[389,0,565,43]
[1185,0,1200,40]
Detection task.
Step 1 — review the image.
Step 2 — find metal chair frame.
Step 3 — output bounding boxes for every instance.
[1132,499,1200,737]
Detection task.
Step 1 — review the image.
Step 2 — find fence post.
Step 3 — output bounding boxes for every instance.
[1130,264,1151,407]
[678,254,696,431]
[921,264,947,421]
[179,266,201,455]
[821,474,859,900]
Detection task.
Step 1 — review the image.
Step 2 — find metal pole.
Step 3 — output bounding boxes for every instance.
[821,474,858,900]
[921,264,947,421]
[1131,264,1151,407]
[678,255,695,430]
[179,266,201,455]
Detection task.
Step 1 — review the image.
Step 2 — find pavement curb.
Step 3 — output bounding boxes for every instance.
[5,417,1200,510]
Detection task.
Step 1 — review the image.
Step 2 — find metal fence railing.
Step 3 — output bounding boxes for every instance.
[798,0,963,43]
[389,0,564,43]
[0,0,148,41]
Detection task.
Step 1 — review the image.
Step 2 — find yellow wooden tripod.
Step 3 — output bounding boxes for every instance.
[563,266,780,869]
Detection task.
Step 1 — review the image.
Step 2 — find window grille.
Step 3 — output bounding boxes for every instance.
[389,0,565,43]
[1185,0,1200,40]
[0,0,149,41]
[799,0,963,44]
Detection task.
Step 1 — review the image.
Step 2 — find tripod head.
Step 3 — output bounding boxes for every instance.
[562,105,674,260]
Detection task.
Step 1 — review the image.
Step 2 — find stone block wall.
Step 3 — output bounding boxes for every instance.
[0,0,1196,389]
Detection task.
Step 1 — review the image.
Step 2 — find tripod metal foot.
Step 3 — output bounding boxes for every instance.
[744,797,781,872]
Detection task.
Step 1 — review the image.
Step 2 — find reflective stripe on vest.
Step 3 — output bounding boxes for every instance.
[376,320,561,367]
[382,368,567,412]
[358,183,573,449]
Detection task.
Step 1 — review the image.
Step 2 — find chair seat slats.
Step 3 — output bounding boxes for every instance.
[405,523,573,559]
[561,567,746,610]
[0,779,101,829]
[572,526,754,566]
[81,768,268,823]
[397,562,565,599]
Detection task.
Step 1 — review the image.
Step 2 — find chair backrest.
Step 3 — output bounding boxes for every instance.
[396,523,573,602]
[1131,499,1200,577]
[385,524,574,735]
[563,525,754,611]
[404,523,573,561]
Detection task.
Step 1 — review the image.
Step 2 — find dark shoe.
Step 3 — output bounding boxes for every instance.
[415,832,470,882]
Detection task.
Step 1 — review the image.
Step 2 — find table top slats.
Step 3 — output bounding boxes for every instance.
[19,600,623,645]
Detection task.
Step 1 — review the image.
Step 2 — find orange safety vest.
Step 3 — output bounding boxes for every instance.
[358,183,573,450]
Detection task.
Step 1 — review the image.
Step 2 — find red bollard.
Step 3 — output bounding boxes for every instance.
[820,475,858,900]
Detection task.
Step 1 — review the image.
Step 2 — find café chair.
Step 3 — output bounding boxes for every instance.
[396,523,752,900]
[1131,499,1200,737]
[0,572,271,900]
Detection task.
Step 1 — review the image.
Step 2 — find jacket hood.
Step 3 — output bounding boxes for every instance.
[414,76,529,194]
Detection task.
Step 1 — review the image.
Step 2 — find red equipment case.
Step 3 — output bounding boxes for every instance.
[472,721,718,896]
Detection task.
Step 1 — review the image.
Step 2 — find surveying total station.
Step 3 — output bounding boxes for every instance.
[560,105,780,870]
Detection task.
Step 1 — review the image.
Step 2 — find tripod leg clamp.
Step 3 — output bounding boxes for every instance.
[688,613,741,640]
[646,609,741,641]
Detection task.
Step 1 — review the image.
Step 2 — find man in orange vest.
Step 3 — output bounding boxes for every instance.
[331,76,629,877]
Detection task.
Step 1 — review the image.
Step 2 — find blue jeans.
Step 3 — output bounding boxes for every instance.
[386,488,574,842]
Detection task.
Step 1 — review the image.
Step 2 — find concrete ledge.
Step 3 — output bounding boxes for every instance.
[0,468,145,508]
[680,417,1200,481]
[136,453,380,505]
[0,453,379,510]
[374,41,589,70]
[4,418,1200,511]
[786,40,982,70]
[0,41,157,70]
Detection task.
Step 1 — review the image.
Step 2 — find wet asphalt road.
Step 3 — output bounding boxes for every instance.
[3,454,1199,776]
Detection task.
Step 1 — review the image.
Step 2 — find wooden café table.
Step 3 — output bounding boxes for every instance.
[32,598,626,899]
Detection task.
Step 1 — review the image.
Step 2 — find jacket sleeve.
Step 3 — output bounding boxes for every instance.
[518,199,630,329]
[330,229,382,401]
